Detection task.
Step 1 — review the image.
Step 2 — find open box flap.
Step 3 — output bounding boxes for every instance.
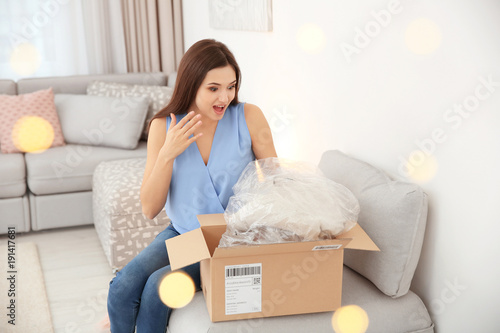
[336,224,380,251]
[197,213,227,227]
[166,228,211,270]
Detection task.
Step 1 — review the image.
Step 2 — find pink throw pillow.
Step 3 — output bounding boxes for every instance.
[0,88,65,153]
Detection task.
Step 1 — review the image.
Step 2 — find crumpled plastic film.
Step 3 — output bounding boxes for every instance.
[219,157,360,247]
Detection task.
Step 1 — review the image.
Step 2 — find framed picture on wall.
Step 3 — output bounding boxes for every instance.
[209,0,273,32]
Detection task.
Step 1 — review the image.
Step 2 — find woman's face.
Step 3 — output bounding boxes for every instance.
[191,65,237,122]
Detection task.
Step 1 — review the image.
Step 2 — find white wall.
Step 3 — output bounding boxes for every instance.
[182,0,500,331]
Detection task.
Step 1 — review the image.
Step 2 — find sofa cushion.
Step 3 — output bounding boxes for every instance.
[0,152,26,198]
[318,150,428,298]
[87,81,174,140]
[54,94,149,149]
[16,72,168,95]
[0,196,30,233]
[0,79,16,95]
[168,266,434,333]
[25,142,147,195]
[0,88,65,153]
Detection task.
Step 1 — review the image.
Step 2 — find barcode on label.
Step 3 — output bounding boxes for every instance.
[226,265,261,277]
[312,244,343,251]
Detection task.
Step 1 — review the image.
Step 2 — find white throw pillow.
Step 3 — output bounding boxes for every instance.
[318,150,429,298]
[86,81,174,140]
[54,94,149,150]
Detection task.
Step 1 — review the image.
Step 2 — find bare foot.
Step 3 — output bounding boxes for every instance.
[97,314,110,331]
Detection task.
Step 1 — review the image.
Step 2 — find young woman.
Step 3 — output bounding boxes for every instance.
[106,39,277,332]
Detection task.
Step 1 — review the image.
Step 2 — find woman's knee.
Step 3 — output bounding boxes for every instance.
[143,266,172,300]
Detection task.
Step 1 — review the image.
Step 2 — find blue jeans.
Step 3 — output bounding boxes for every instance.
[107,223,201,333]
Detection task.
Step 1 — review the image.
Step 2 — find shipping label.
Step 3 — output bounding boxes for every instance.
[225,263,262,315]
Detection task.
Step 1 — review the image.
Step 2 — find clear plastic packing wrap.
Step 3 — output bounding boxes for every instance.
[219,157,360,247]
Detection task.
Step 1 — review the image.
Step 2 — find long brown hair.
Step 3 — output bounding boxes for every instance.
[149,39,241,129]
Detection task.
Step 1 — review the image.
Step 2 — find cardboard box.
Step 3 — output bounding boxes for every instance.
[166,213,379,322]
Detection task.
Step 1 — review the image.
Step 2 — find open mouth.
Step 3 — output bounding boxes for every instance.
[213,104,225,114]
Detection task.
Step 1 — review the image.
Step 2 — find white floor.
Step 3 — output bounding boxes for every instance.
[4,225,114,333]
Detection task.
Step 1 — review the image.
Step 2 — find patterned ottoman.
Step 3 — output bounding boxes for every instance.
[92,158,170,272]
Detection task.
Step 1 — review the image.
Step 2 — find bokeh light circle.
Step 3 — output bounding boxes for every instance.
[158,271,195,308]
[332,304,369,333]
[297,23,326,54]
[406,150,438,183]
[12,116,54,153]
[10,43,42,76]
[405,18,442,55]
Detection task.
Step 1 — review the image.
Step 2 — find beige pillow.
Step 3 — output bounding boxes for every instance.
[54,94,149,150]
[87,81,173,140]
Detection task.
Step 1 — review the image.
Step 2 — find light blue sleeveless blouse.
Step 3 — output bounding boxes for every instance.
[165,102,255,234]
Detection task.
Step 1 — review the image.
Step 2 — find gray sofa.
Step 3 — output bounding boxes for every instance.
[0,72,174,234]
[1,73,434,332]
[168,150,435,333]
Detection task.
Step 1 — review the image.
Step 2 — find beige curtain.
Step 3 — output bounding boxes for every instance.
[121,0,183,73]
[82,0,128,74]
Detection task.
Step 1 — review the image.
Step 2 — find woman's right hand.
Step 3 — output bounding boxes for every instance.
[158,111,203,162]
